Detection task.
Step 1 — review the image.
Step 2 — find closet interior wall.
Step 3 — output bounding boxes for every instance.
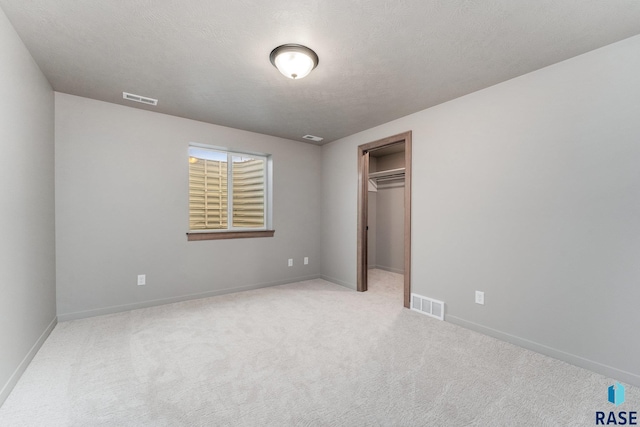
[368,149,405,274]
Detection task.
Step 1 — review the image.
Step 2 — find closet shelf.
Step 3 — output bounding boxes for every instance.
[368,167,405,182]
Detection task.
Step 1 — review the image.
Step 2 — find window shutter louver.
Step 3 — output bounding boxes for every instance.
[232,159,265,228]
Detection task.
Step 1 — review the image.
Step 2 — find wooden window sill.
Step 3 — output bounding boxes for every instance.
[187,230,275,241]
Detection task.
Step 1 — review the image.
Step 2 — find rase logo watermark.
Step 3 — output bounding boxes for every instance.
[596,382,637,425]
[610,383,626,407]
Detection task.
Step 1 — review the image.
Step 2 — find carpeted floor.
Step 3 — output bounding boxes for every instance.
[0,269,637,426]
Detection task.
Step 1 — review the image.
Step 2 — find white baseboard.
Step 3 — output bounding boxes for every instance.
[375,265,404,274]
[320,274,356,290]
[0,317,57,407]
[58,275,322,322]
[447,315,640,388]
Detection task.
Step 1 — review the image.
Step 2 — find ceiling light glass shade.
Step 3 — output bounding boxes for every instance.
[269,44,319,79]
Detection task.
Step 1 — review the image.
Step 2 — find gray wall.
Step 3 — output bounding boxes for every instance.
[375,186,404,273]
[367,192,377,268]
[376,151,405,171]
[369,156,378,173]
[321,35,640,386]
[0,8,56,405]
[372,152,405,273]
[367,157,377,268]
[55,93,322,319]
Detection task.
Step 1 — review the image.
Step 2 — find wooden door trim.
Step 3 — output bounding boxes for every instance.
[357,150,369,292]
[357,131,412,308]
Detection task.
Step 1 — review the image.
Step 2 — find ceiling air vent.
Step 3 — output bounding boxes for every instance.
[123,92,158,106]
[302,134,323,143]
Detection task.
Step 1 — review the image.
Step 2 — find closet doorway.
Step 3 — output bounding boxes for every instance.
[357,131,412,308]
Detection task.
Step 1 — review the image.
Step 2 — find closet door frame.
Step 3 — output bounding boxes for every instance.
[357,131,412,308]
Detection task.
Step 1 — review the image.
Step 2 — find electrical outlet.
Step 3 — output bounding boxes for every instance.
[304,257,309,265]
[288,259,293,267]
[475,291,484,305]
[137,274,146,286]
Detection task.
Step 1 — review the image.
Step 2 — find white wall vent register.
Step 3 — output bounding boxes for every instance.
[302,134,323,142]
[122,92,158,106]
[411,293,445,321]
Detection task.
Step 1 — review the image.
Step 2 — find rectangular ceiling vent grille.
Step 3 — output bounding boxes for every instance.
[302,134,323,142]
[123,92,158,106]
[411,293,444,321]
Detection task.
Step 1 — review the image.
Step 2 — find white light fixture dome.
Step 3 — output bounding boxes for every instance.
[269,44,319,80]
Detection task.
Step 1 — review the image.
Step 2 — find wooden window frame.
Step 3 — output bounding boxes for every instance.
[187,230,275,241]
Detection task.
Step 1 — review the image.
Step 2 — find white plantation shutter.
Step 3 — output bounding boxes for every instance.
[189,146,268,231]
[232,158,265,228]
[189,158,228,230]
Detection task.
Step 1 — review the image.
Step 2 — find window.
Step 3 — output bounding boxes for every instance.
[187,144,273,241]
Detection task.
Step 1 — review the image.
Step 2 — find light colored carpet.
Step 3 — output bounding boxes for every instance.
[0,269,637,426]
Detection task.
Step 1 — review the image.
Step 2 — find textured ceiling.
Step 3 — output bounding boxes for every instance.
[2,1,640,144]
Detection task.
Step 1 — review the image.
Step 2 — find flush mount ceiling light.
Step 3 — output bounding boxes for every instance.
[269,44,319,80]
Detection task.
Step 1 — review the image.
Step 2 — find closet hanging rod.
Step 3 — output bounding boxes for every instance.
[374,175,405,183]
